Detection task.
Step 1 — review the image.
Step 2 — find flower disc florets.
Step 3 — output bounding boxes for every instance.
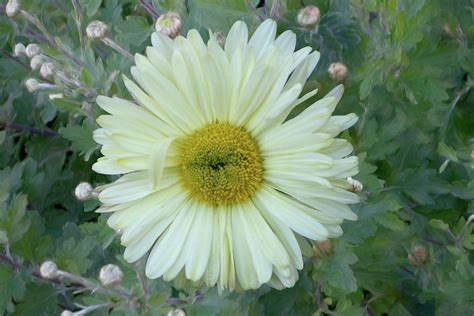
[178,123,263,206]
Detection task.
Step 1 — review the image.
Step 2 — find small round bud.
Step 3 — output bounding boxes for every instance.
[48,93,64,100]
[40,62,55,79]
[297,6,320,27]
[328,62,348,81]
[40,261,58,279]
[13,43,26,57]
[61,311,74,316]
[74,182,94,201]
[86,21,108,40]
[213,32,226,47]
[99,264,123,287]
[408,245,427,266]
[167,309,186,316]
[318,240,332,252]
[25,44,41,58]
[25,78,39,92]
[6,0,20,18]
[30,54,45,70]
[155,12,182,39]
[347,177,363,192]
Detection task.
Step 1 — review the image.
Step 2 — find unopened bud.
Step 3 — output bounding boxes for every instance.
[297,6,320,27]
[347,177,363,192]
[167,309,186,316]
[30,54,46,70]
[155,12,182,39]
[312,240,332,257]
[6,0,20,17]
[471,149,474,159]
[99,264,123,287]
[213,32,226,47]
[328,62,348,81]
[25,43,41,58]
[60,311,74,316]
[25,78,39,92]
[40,62,55,79]
[40,261,58,279]
[408,245,427,266]
[318,240,332,252]
[86,21,108,40]
[13,43,26,56]
[74,182,94,201]
[49,93,64,100]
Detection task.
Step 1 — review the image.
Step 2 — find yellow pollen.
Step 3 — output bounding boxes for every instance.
[178,122,263,206]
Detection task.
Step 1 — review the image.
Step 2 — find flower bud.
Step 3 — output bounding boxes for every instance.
[297,6,320,27]
[13,43,26,56]
[6,0,20,18]
[408,245,427,266]
[40,62,55,79]
[155,12,182,39]
[30,54,46,70]
[49,93,64,100]
[25,78,40,92]
[347,177,363,192]
[61,311,74,316]
[99,264,123,287]
[318,240,332,252]
[312,240,332,257]
[25,43,41,58]
[167,309,186,316]
[328,62,348,81]
[86,21,108,40]
[40,260,58,279]
[74,182,94,201]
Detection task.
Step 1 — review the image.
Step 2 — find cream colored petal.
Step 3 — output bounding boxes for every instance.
[184,206,213,281]
[149,137,176,189]
[274,30,296,55]
[150,31,174,60]
[146,200,196,279]
[254,186,329,241]
[204,208,220,287]
[225,20,248,59]
[231,205,258,290]
[248,19,277,60]
[96,95,174,136]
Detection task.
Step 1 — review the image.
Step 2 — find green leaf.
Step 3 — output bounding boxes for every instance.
[80,0,102,17]
[59,119,99,161]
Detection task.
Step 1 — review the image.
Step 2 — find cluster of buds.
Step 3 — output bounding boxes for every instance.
[40,260,125,315]
[297,5,320,28]
[155,12,182,38]
[328,62,349,81]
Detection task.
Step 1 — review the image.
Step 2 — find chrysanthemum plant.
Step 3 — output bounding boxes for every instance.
[1,0,474,315]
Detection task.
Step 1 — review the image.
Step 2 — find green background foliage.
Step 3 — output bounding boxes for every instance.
[0,0,473,315]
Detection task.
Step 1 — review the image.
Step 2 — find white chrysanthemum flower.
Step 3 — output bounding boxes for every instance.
[93,19,359,292]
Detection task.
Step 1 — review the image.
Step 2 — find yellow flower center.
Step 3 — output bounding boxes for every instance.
[178,123,263,206]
